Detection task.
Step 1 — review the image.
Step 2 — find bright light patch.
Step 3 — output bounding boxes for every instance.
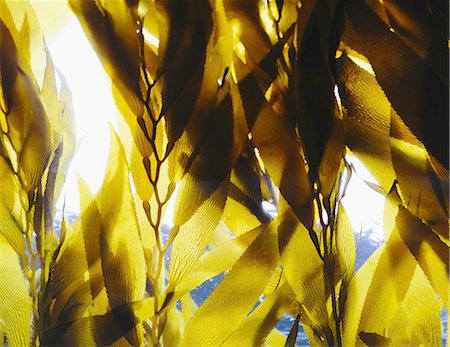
[142,28,159,48]
[342,155,385,241]
[49,17,118,212]
[348,53,375,75]
[334,84,343,116]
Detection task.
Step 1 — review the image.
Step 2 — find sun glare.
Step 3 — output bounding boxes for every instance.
[49,17,118,212]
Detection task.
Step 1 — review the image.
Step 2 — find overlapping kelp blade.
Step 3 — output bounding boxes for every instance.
[62,0,449,346]
[357,213,416,338]
[223,282,295,347]
[334,204,356,280]
[396,206,449,307]
[277,197,329,343]
[0,158,25,255]
[391,266,442,346]
[98,129,147,345]
[157,0,213,143]
[180,222,279,346]
[176,225,263,295]
[68,0,142,115]
[345,0,449,169]
[0,235,31,347]
[294,0,342,180]
[337,53,396,193]
[251,101,312,227]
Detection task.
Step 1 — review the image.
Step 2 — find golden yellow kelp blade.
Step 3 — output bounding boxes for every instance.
[277,197,329,344]
[35,0,447,346]
[396,206,449,307]
[223,282,295,346]
[98,128,147,345]
[0,234,31,347]
[180,222,279,346]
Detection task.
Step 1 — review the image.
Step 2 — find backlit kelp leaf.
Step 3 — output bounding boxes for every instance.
[181,293,198,327]
[50,72,76,203]
[98,128,146,345]
[375,265,443,346]
[342,246,383,346]
[45,220,90,319]
[0,158,25,255]
[156,0,214,143]
[224,145,271,235]
[169,179,228,286]
[43,297,156,346]
[333,203,355,280]
[357,198,416,339]
[0,235,31,347]
[172,91,234,226]
[175,225,263,296]
[293,0,343,180]
[265,327,291,347]
[0,12,51,192]
[223,282,295,347]
[77,178,105,306]
[391,139,449,243]
[277,197,329,335]
[111,84,152,158]
[161,305,184,346]
[69,0,143,116]
[42,73,76,243]
[395,266,442,346]
[40,49,59,144]
[180,222,279,346]
[396,205,449,307]
[345,0,449,169]
[336,53,396,193]
[318,119,345,203]
[8,68,51,192]
[251,100,312,228]
[389,110,448,213]
[0,17,17,115]
[224,0,272,68]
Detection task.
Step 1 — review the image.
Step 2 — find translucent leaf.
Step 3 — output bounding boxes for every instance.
[294,2,341,179]
[277,198,328,331]
[265,328,290,347]
[158,0,214,143]
[176,225,263,295]
[357,203,417,338]
[9,69,51,191]
[396,205,449,307]
[251,101,312,227]
[0,16,18,115]
[391,139,449,243]
[169,180,228,286]
[0,159,25,254]
[180,222,279,346]
[223,282,295,347]
[345,0,448,168]
[342,247,383,346]
[98,128,146,345]
[334,204,356,279]
[0,235,31,347]
[392,266,442,346]
[69,0,142,115]
[337,53,396,193]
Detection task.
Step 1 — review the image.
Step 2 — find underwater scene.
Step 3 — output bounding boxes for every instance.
[0,0,448,346]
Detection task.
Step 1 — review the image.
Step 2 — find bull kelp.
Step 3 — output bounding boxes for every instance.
[0,0,448,346]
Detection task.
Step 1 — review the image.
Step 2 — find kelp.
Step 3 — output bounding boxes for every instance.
[0,1,75,345]
[0,0,448,346]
